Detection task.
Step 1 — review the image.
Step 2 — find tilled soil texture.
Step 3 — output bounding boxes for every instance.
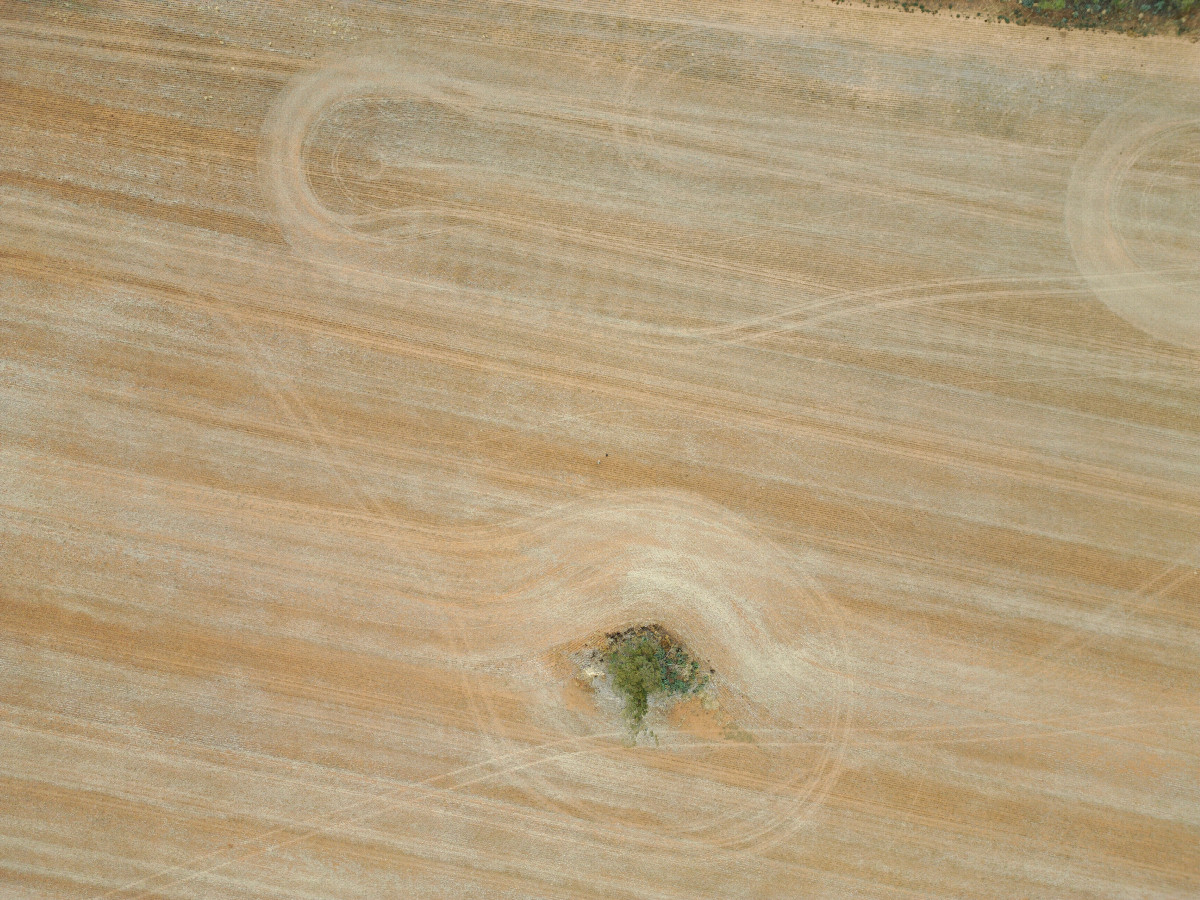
[2,2,1199,899]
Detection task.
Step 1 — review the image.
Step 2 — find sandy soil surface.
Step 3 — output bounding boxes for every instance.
[2,0,1199,897]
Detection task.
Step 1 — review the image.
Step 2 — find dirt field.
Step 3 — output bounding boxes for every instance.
[2,1,1199,897]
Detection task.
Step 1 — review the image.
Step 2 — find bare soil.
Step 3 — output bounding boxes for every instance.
[2,0,1198,897]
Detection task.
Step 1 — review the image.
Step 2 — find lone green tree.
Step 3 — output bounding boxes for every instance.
[604,627,707,733]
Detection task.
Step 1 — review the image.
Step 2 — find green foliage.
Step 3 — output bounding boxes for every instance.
[1017,0,1195,27]
[604,627,708,732]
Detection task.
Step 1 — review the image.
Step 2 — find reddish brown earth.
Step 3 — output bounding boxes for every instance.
[2,1,1199,897]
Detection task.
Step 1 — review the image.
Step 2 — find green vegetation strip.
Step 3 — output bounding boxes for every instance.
[1016,0,1194,32]
[869,0,1197,34]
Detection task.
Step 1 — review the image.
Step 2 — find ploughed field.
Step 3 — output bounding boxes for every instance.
[2,1,1198,897]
